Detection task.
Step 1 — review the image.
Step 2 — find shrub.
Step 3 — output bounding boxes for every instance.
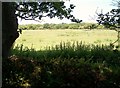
[3,56,120,88]
[43,23,51,29]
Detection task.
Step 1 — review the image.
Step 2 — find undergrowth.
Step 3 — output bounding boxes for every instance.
[11,41,120,66]
[2,41,120,88]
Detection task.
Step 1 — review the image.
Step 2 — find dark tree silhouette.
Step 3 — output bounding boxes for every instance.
[2,2,19,59]
[96,8,120,29]
[2,2,82,59]
[96,0,120,49]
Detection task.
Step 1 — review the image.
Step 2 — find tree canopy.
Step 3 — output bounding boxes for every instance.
[96,0,120,49]
[15,2,82,23]
[96,0,120,29]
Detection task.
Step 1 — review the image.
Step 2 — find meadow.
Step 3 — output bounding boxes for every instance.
[14,29,117,50]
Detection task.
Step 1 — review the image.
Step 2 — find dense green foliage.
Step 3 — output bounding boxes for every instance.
[19,23,105,30]
[3,42,120,87]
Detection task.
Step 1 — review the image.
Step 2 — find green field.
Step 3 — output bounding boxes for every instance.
[14,29,117,50]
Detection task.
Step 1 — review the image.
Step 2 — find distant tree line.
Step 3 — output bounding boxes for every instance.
[19,23,106,30]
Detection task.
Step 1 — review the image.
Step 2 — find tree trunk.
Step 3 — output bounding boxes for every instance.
[2,2,19,59]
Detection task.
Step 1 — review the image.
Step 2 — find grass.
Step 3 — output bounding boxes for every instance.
[12,40,120,67]
[14,29,117,50]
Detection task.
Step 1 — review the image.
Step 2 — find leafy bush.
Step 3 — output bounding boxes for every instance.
[3,56,120,88]
[43,23,51,29]
[19,24,43,30]
[67,23,79,29]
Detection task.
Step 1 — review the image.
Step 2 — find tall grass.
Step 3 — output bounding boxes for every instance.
[11,41,120,66]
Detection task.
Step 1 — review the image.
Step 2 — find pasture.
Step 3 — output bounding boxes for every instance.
[14,29,117,50]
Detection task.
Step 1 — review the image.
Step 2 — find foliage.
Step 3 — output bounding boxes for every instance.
[97,0,120,29]
[96,0,120,49]
[15,2,82,23]
[19,23,104,30]
[97,8,120,29]
[3,43,120,88]
[18,24,43,30]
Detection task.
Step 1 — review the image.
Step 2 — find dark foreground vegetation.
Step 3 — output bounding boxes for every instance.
[3,42,120,88]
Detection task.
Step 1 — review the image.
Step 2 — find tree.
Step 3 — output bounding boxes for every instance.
[96,0,120,49]
[2,2,82,59]
[2,2,19,59]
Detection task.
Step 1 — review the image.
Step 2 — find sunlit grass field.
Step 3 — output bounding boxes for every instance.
[14,29,117,50]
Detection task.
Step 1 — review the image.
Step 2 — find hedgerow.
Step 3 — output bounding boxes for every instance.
[18,23,105,30]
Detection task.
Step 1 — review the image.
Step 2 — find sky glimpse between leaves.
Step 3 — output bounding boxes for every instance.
[18,0,117,24]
